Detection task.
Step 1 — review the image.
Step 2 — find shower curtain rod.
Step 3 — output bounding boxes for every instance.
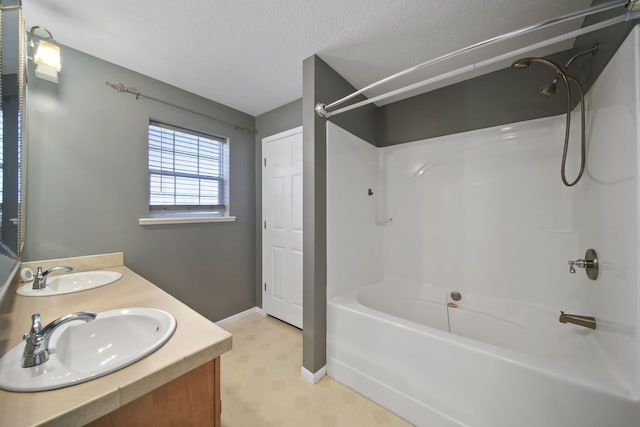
[315,0,638,118]
[105,81,255,133]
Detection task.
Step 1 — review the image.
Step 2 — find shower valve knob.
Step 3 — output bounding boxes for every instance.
[568,259,588,273]
[568,249,599,280]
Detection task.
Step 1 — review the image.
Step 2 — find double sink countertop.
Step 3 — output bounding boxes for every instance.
[0,259,232,426]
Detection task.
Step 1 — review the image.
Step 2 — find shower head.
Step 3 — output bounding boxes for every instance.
[512,57,569,100]
[511,49,592,188]
[514,45,598,98]
[538,78,558,97]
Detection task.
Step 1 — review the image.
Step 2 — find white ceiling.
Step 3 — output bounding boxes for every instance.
[23,0,594,117]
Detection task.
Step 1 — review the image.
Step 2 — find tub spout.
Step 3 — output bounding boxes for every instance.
[559,311,596,330]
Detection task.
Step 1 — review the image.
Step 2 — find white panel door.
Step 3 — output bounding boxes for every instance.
[262,127,303,328]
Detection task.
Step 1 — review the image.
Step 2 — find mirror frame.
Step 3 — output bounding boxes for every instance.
[0,0,26,302]
[0,1,25,258]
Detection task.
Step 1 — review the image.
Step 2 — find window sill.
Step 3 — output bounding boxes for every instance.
[138,215,237,226]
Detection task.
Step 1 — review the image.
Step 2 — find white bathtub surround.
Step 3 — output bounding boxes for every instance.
[326,26,640,427]
[328,115,579,307]
[326,124,383,301]
[575,27,640,395]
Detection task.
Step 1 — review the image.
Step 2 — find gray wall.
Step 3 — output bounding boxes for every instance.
[24,45,257,322]
[256,99,303,142]
[254,98,303,307]
[302,55,376,373]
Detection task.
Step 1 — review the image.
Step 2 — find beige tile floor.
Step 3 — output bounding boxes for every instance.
[220,313,413,427]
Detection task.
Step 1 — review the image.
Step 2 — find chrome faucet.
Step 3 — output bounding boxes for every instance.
[559,311,596,330]
[32,266,73,290]
[22,311,96,368]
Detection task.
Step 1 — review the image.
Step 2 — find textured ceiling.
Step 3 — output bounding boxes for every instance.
[23,0,595,116]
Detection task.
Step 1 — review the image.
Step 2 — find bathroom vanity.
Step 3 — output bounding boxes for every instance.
[0,254,232,426]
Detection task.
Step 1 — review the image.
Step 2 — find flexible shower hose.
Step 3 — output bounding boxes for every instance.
[560,77,586,187]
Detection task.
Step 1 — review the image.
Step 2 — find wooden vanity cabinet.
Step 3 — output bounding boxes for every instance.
[87,358,220,427]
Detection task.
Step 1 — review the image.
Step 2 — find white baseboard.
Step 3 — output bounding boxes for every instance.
[301,365,327,384]
[216,306,266,327]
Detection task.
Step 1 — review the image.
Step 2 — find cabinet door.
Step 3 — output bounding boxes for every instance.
[87,358,219,426]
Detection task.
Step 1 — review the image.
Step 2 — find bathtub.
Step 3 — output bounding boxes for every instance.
[326,281,640,426]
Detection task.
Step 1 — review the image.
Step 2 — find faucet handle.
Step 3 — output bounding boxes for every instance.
[23,313,42,340]
[568,249,599,280]
[32,266,74,290]
[568,259,587,273]
[30,313,42,333]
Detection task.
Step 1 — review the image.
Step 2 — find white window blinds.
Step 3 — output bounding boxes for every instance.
[148,121,227,212]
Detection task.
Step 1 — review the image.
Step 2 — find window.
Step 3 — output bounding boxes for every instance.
[148,121,229,217]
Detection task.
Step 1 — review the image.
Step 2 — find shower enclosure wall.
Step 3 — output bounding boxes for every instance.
[326,26,640,426]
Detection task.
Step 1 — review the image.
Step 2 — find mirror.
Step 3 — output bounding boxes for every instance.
[0,1,25,296]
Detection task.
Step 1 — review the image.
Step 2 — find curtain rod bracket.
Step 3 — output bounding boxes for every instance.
[315,103,328,118]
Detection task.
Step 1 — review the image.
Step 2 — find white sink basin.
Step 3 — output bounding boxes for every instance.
[16,271,122,296]
[0,307,176,392]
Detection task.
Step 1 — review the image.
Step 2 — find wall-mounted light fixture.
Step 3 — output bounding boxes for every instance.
[28,26,61,83]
